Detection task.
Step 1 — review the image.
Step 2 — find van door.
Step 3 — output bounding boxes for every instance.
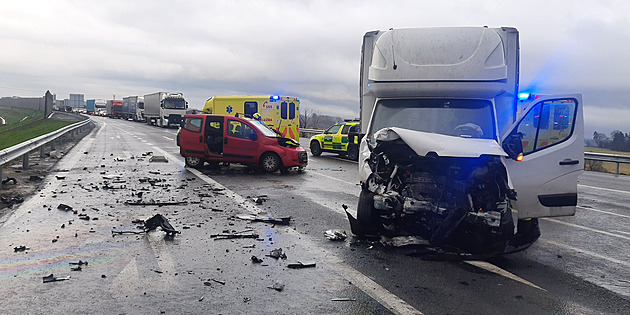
[502,94,583,219]
[180,115,207,158]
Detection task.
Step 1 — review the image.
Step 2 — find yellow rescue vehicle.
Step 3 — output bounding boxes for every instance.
[202,95,300,141]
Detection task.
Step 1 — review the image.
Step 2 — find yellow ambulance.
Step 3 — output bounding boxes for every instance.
[202,95,300,141]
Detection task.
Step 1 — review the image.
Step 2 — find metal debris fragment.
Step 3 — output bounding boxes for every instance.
[267,280,285,291]
[266,248,287,260]
[42,274,70,283]
[287,262,316,269]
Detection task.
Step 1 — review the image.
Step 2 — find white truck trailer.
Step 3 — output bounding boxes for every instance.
[144,92,187,127]
[354,27,583,254]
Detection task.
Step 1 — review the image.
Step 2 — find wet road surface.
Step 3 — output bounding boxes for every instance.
[1,116,629,314]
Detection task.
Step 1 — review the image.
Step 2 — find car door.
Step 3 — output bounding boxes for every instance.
[179,115,207,158]
[322,124,342,150]
[223,119,260,163]
[502,94,583,219]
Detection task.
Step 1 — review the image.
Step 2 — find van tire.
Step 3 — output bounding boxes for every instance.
[357,189,379,234]
[310,141,322,156]
[185,156,204,169]
[260,153,281,173]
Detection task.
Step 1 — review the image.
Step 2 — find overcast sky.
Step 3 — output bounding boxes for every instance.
[1,0,628,137]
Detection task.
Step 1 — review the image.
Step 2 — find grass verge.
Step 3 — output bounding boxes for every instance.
[0,119,74,150]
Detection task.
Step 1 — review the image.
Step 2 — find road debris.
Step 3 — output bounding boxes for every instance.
[70,266,82,271]
[211,233,259,240]
[266,248,287,260]
[125,200,187,206]
[149,155,168,163]
[57,204,73,211]
[251,256,263,264]
[28,175,43,182]
[14,245,29,252]
[1,196,24,207]
[267,280,285,291]
[236,215,291,226]
[250,195,268,204]
[331,298,357,302]
[380,236,430,247]
[69,260,88,266]
[144,214,181,236]
[42,274,70,283]
[1,177,16,185]
[324,229,347,241]
[211,279,226,285]
[287,262,316,269]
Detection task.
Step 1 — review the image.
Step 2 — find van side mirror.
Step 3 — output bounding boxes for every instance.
[502,132,524,160]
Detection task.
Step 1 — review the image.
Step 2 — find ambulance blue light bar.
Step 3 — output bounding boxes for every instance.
[270,95,280,101]
[518,92,531,100]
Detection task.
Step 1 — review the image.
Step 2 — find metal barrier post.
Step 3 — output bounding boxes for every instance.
[40,145,45,158]
[616,162,620,176]
[0,165,3,189]
[22,152,29,170]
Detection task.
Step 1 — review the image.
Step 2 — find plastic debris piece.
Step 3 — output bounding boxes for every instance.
[57,204,73,211]
[71,266,82,271]
[324,229,347,241]
[144,214,181,236]
[149,155,168,163]
[267,280,285,291]
[287,262,316,269]
[251,256,263,264]
[236,215,291,225]
[211,279,226,285]
[69,260,88,266]
[14,246,28,252]
[266,248,287,260]
[43,274,70,283]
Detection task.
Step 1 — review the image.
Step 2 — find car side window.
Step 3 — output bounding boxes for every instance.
[325,124,342,134]
[516,98,577,154]
[183,117,203,133]
[228,120,255,140]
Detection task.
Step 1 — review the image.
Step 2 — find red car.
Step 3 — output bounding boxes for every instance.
[179,114,307,172]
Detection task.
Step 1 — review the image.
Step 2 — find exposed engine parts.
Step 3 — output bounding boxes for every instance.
[353,138,538,255]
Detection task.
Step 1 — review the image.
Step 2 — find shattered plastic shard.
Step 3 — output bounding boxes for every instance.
[324,230,347,241]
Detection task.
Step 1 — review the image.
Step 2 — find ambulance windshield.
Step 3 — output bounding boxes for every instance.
[252,120,278,138]
[369,99,496,140]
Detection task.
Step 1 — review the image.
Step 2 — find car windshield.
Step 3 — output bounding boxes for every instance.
[369,99,496,140]
[251,120,278,137]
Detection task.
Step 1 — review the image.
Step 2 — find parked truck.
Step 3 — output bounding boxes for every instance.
[135,96,145,122]
[353,27,583,255]
[144,92,187,127]
[122,96,144,121]
[106,100,123,118]
[86,99,96,115]
[94,99,107,116]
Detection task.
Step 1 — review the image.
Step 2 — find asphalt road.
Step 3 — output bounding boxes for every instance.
[0,116,628,314]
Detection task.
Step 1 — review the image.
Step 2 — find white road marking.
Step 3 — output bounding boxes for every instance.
[464,260,546,291]
[577,206,630,219]
[122,151,132,159]
[309,169,357,186]
[162,136,173,141]
[153,147,424,315]
[542,218,630,241]
[579,184,630,195]
[540,239,630,268]
[612,230,630,236]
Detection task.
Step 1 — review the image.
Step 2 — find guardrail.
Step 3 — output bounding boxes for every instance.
[300,128,323,138]
[584,152,630,176]
[0,119,91,188]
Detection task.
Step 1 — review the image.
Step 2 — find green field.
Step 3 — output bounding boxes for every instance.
[0,106,74,150]
[0,106,45,133]
[585,146,630,175]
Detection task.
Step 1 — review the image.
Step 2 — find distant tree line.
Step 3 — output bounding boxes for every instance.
[592,130,630,152]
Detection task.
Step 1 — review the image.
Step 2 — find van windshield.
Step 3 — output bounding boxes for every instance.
[251,120,278,138]
[369,99,496,140]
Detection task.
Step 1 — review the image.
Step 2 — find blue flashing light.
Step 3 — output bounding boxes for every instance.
[518,92,531,101]
[271,95,280,101]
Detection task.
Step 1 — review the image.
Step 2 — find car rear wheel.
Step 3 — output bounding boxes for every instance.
[310,141,322,156]
[260,153,281,173]
[185,156,204,169]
